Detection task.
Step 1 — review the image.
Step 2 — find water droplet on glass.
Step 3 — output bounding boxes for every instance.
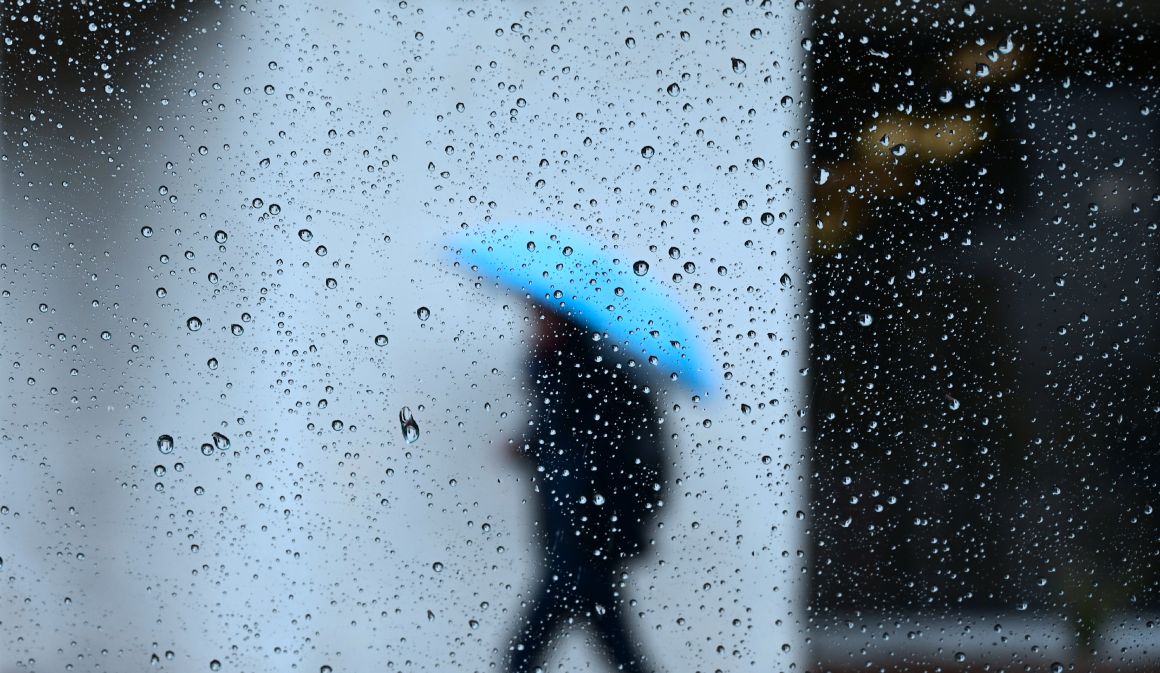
[731,58,746,73]
[526,240,536,251]
[298,229,313,242]
[640,145,655,158]
[325,278,338,289]
[187,317,202,331]
[200,443,214,457]
[209,660,221,672]
[432,561,444,572]
[157,435,174,454]
[207,357,219,370]
[214,230,228,243]
[141,226,153,237]
[858,313,873,327]
[212,432,230,451]
[666,83,680,96]
[633,260,650,276]
[417,307,431,321]
[230,324,244,336]
[154,465,166,477]
[400,406,420,444]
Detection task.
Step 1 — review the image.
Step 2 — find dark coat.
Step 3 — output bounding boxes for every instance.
[520,331,668,564]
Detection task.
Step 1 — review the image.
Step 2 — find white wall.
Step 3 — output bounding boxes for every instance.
[1,2,808,671]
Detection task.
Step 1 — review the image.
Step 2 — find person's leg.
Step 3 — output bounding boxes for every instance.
[583,568,656,673]
[507,578,567,673]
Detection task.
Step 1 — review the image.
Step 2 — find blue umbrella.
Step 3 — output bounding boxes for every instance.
[446,223,715,397]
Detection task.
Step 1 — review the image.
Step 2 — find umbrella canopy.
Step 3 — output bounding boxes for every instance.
[446,224,715,396]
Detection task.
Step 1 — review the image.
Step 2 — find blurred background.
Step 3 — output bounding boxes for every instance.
[1,2,807,672]
[2,1,1158,673]
[805,1,1159,671]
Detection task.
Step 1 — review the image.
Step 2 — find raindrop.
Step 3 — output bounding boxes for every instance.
[731,58,746,73]
[200,443,214,457]
[214,230,228,243]
[400,406,420,444]
[325,278,338,289]
[207,358,219,370]
[154,465,166,477]
[417,307,431,321]
[526,241,536,251]
[668,246,681,259]
[633,260,650,276]
[187,317,203,331]
[432,561,444,572]
[374,334,389,347]
[141,226,153,238]
[640,146,655,159]
[298,229,313,241]
[210,661,221,672]
[230,324,244,336]
[156,288,167,298]
[666,83,681,96]
[315,245,327,257]
[779,273,793,288]
[212,432,230,451]
[858,313,873,327]
[157,435,175,454]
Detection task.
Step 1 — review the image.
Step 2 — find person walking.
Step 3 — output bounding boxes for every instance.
[505,309,667,673]
[446,224,712,673]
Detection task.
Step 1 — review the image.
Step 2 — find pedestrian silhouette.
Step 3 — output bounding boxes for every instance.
[505,309,668,673]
